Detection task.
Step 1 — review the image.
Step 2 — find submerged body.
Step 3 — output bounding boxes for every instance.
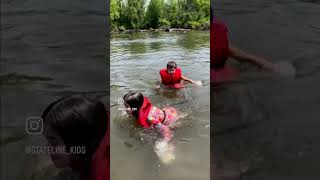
[159,67,185,89]
[123,93,180,142]
[159,61,202,88]
[123,92,182,164]
[136,96,179,142]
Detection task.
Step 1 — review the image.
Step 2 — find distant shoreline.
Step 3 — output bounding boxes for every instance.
[111,28,209,33]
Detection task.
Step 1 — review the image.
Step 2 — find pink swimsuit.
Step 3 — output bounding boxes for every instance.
[137,97,178,141]
[147,106,178,128]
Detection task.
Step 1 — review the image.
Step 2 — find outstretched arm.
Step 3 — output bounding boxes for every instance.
[229,45,276,71]
[181,76,202,86]
[154,123,173,142]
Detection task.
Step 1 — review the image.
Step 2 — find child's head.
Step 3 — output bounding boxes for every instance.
[41,94,108,173]
[167,61,177,74]
[123,92,144,117]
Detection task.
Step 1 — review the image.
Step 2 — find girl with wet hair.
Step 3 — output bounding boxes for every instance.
[41,94,109,180]
[123,92,181,142]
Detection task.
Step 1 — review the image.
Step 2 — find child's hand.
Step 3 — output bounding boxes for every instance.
[195,81,203,87]
[154,84,160,89]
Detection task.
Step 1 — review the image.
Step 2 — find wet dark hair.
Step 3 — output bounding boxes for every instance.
[41,94,108,172]
[123,92,144,117]
[167,61,177,69]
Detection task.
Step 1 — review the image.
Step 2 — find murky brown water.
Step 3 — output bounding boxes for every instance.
[111,31,210,180]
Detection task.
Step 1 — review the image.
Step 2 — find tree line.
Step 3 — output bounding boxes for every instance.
[110,0,210,31]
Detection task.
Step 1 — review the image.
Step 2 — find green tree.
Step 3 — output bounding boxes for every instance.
[110,0,210,31]
[146,0,164,29]
[164,0,178,27]
[110,0,120,30]
[125,0,146,29]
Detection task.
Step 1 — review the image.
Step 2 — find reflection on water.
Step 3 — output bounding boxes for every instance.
[213,0,320,179]
[111,31,210,180]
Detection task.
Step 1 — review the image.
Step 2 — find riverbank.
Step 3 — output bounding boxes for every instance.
[111,27,209,33]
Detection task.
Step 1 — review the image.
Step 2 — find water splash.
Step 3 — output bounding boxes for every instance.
[154,140,175,164]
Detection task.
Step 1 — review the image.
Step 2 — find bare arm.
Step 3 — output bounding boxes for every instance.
[181,75,197,84]
[154,79,161,89]
[229,45,276,71]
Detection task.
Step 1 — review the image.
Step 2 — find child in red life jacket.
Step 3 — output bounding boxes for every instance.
[211,18,281,83]
[123,92,180,142]
[158,61,202,89]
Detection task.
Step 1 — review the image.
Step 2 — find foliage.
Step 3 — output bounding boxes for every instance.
[110,0,210,31]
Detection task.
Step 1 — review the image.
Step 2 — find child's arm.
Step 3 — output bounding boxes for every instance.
[229,45,276,71]
[154,123,173,142]
[154,79,161,89]
[181,76,202,86]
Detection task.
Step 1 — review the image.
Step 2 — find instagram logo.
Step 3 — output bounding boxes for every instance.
[26,117,43,134]
[118,98,124,105]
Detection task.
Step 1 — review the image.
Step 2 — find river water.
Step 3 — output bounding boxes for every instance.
[212,0,320,180]
[1,0,108,179]
[110,31,210,180]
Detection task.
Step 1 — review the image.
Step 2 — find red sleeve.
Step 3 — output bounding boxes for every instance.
[211,19,230,67]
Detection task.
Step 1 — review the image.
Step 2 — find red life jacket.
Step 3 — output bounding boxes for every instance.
[88,112,110,180]
[159,68,182,85]
[211,19,230,69]
[137,97,152,128]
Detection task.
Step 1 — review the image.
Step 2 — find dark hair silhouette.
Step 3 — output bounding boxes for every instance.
[123,92,144,117]
[167,61,177,69]
[41,94,108,174]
